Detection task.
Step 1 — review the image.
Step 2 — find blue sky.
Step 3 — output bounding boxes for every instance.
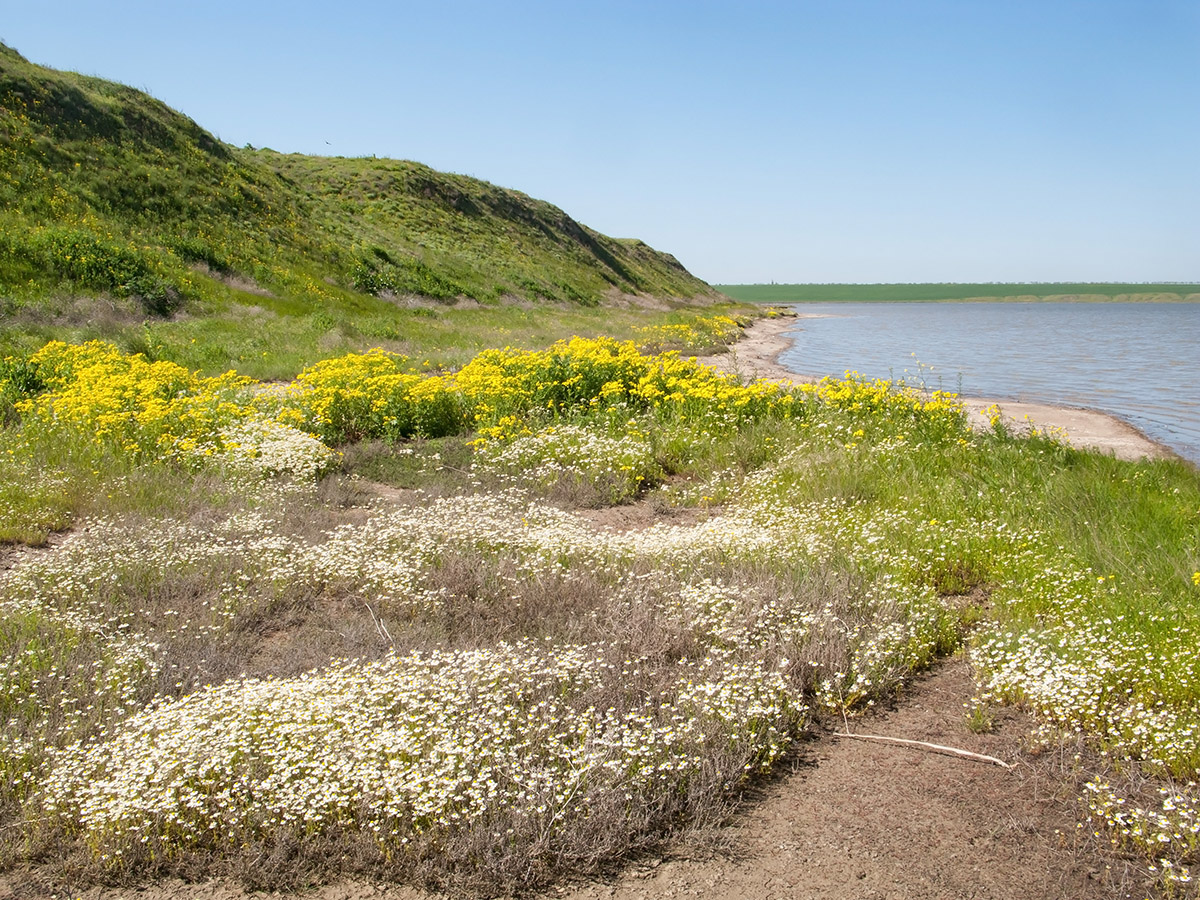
[2,1,1197,284]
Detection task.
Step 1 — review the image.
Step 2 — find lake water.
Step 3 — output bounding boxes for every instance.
[775,302,1200,464]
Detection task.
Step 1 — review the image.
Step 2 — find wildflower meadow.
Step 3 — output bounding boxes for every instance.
[1,322,1198,894]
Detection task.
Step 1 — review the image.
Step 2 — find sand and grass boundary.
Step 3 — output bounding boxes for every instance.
[701,314,1176,463]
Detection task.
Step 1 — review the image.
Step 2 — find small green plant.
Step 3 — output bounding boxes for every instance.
[351,254,469,301]
[0,354,44,422]
[914,556,986,596]
[964,701,994,734]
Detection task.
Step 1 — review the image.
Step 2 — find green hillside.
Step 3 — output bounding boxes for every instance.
[0,43,719,376]
[717,282,1200,303]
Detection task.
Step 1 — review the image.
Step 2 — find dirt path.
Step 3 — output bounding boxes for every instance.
[556,655,1141,900]
[701,316,1175,462]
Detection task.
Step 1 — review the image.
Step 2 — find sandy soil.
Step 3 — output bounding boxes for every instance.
[700,315,1175,463]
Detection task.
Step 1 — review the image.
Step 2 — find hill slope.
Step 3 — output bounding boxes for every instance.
[0,44,718,374]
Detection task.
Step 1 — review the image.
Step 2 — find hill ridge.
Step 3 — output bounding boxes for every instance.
[0,42,716,373]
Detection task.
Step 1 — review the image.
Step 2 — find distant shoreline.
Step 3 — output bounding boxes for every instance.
[715,283,1200,305]
[698,315,1177,463]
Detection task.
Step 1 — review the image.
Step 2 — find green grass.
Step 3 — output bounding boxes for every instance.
[715,282,1200,304]
[19,298,748,381]
[0,419,247,546]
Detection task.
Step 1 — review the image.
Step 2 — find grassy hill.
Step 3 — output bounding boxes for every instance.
[0,43,720,377]
[717,282,1200,303]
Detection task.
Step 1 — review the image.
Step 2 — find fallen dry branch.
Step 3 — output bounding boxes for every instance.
[832,732,1014,769]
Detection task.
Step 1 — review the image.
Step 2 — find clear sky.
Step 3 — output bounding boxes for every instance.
[2,0,1197,284]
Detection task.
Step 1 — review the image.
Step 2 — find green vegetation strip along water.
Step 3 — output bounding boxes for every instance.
[1,326,1199,896]
[715,283,1200,304]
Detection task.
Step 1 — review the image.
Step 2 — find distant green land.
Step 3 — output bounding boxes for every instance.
[715,283,1200,304]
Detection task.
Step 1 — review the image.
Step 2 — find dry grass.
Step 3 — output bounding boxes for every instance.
[3,466,947,895]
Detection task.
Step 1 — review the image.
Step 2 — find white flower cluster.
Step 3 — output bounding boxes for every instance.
[217,418,339,480]
[477,425,658,503]
[972,562,1200,776]
[1085,778,1198,889]
[39,639,798,854]
[957,525,1200,888]
[0,585,160,756]
[7,481,970,861]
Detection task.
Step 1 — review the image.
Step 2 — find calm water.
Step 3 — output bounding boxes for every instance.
[775,302,1200,464]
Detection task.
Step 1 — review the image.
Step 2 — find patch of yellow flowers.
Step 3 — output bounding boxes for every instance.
[2,338,967,476]
[12,341,335,478]
[19,340,252,461]
[633,314,744,352]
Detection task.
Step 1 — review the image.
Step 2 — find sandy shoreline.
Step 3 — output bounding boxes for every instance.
[699,315,1175,462]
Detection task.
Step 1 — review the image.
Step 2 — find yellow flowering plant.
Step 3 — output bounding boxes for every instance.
[4,341,337,478]
[18,341,253,462]
[283,349,463,444]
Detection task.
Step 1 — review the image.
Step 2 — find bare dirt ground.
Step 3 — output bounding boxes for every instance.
[28,657,1148,900]
[0,534,66,572]
[701,315,1175,463]
[555,656,1145,900]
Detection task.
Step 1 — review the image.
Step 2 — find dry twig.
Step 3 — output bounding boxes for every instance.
[832,732,1014,769]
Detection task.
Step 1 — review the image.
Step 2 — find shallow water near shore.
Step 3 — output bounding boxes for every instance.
[775,301,1200,464]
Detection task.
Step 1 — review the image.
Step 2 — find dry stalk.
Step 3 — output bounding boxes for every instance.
[361,601,394,646]
[832,732,1014,768]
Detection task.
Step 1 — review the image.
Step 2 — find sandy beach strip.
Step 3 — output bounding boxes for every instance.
[698,315,1175,462]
